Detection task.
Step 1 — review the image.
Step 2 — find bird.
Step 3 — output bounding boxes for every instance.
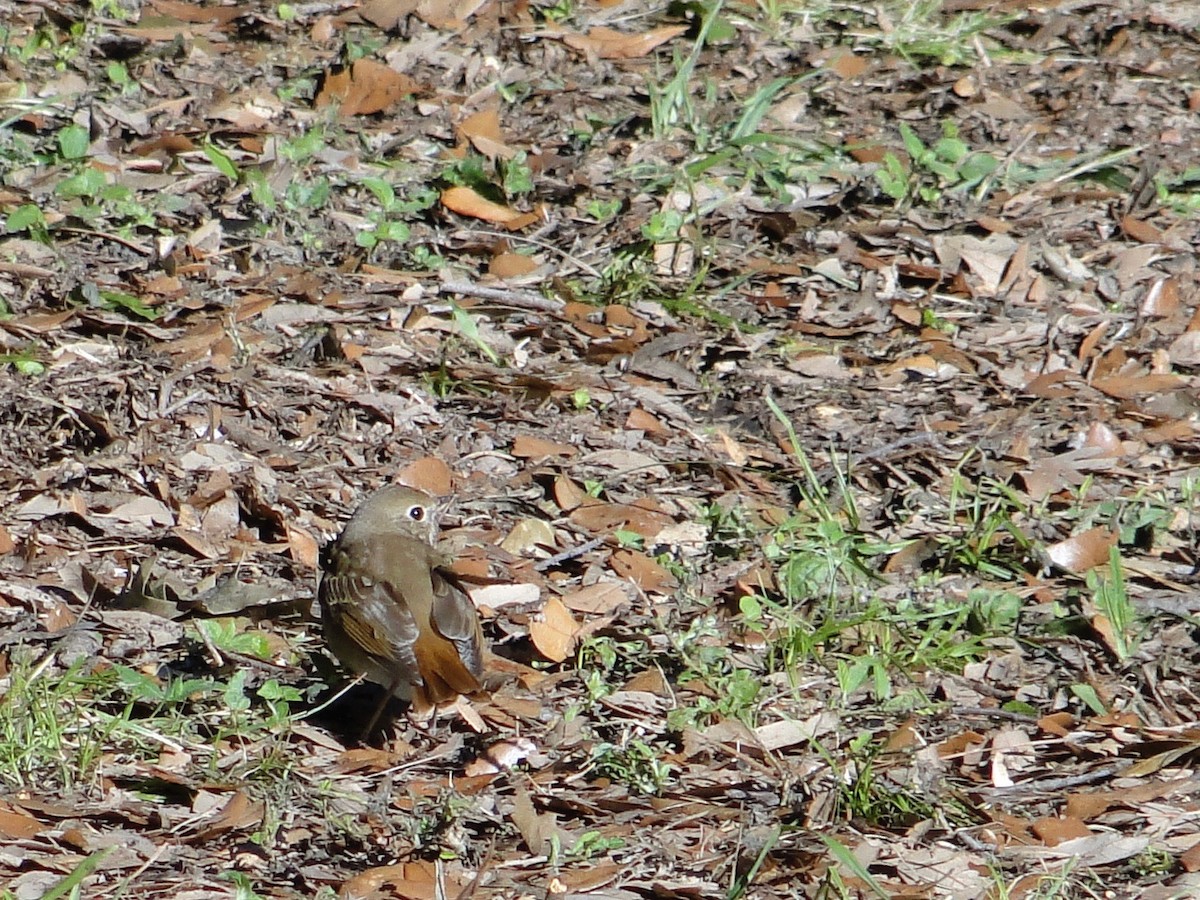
[317,485,485,730]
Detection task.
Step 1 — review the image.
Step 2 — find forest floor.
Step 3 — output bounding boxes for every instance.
[3,1,1200,898]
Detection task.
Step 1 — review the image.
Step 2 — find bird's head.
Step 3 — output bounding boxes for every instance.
[344,485,441,545]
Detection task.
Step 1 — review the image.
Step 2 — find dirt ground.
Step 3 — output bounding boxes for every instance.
[3,1,1200,897]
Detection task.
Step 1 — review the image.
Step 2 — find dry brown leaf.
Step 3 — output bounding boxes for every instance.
[500,518,556,554]
[10,309,75,332]
[468,582,540,610]
[359,0,418,30]
[512,434,577,459]
[340,861,447,900]
[610,549,678,593]
[316,59,417,117]
[190,791,264,843]
[286,523,320,569]
[1038,712,1076,736]
[529,595,578,662]
[0,802,44,839]
[311,14,335,41]
[568,497,673,539]
[489,251,539,279]
[561,582,627,615]
[148,0,241,23]
[415,0,488,28]
[556,863,624,893]
[41,598,76,633]
[1120,214,1161,243]
[828,50,868,79]
[625,406,671,436]
[511,782,560,856]
[754,712,839,751]
[1082,421,1121,455]
[1091,373,1182,400]
[99,495,175,528]
[1168,331,1200,367]
[1141,276,1180,318]
[1182,840,1200,873]
[441,185,522,224]
[1045,527,1117,573]
[398,455,454,495]
[1032,815,1092,846]
[457,107,517,160]
[335,746,415,774]
[553,475,588,511]
[623,668,667,693]
[563,25,687,60]
[1020,448,1114,501]
[1064,791,1114,821]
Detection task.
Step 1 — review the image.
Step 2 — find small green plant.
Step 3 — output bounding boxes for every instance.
[71,282,159,320]
[0,348,45,375]
[875,122,998,205]
[106,61,135,92]
[449,302,501,364]
[640,208,685,243]
[588,736,673,795]
[204,141,240,181]
[90,0,130,18]
[827,732,968,829]
[499,151,534,198]
[354,175,437,253]
[540,0,574,22]
[648,0,733,139]
[585,198,621,221]
[194,619,278,660]
[665,614,763,728]
[938,468,1033,581]
[1155,165,1200,215]
[568,830,626,859]
[1128,845,1173,878]
[0,657,113,790]
[1088,546,1139,662]
[4,204,50,244]
[442,151,530,202]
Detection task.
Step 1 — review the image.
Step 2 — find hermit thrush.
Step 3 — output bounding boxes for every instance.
[318,485,484,726]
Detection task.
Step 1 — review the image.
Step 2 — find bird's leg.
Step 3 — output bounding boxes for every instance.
[359,679,402,741]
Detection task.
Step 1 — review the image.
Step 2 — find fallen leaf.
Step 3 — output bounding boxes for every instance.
[316,59,418,117]
[441,185,523,224]
[500,518,557,554]
[468,582,541,610]
[512,434,578,459]
[561,582,628,615]
[1045,528,1117,573]
[529,595,578,662]
[563,25,687,60]
[399,456,454,495]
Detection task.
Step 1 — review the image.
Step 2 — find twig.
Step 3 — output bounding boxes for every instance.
[533,536,605,571]
[951,706,1040,724]
[54,226,154,257]
[454,227,603,277]
[439,280,564,314]
[986,765,1127,795]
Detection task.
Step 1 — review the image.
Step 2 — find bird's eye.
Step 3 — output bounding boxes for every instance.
[408,505,425,522]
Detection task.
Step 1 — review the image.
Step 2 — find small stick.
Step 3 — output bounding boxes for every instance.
[439,280,564,314]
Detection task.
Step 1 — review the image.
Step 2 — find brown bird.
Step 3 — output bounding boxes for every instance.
[318,485,484,727]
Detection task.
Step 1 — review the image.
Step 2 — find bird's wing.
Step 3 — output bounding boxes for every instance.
[429,564,485,679]
[319,567,422,679]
